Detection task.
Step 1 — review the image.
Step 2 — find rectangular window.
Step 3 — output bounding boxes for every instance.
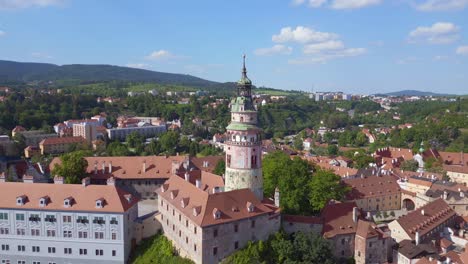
[17,245,25,252]
[0,227,9,234]
[111,233,117,240]
[64,248,72,254]
[29,214,40,222]
[77,216,88,224]
[45,215,56,222]
[194,227,197,234]
[213,247,218,256]
[32,262,40,264]
[112,250,116,257]
[46,230,56,237]
[47,247,55,254]
[1,260,10,264]
[214,229,218,237]
[78,231,88,238]
[251,220,255,228]
[1,244,10,251]
[63,230,72,238]
[31,229,40,236]
[194,244,197,252]
[32,246,40,252]
[95,249,104,256]
[234,224,238,232]
[79,249,87,255]
[110,217,118,225]
[227,155,231,167]
[15,214,24,221]
[18,261,25,264]
[16,229,25,235]
[62,215,72,223]
[0,212,8,220]
[93,217,105,224]
[94,232,104,239]
[235,241,239,249]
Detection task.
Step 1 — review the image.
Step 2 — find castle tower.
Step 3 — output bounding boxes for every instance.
[224,55,263,200]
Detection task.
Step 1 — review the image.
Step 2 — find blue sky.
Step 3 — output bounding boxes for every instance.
[0,0,467,94]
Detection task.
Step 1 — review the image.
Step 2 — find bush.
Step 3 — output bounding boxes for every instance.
[130,233,194,264]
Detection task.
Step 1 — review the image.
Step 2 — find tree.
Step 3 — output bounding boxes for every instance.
[223,231,336,264]
[146,139,161,155]
[327,144,339,156]
[160,131,179,155]
[51,151,88,184]
[126,131,144,149]
[213,159,225,176]
[309,168,351,212]
[107,141,130,156]
[400,160,419,172]
[293,136,304,151]
[352,153,374,169]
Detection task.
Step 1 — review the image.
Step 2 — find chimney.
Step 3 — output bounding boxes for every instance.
[108,161,112,173]
[366,211,372,220]
[94,161,98,174]
[443,191,448,200]
[196,179,202,189]
[274,187,280,207]
[421,209,425,216]
[102,161,106,174]
[143,160,146,173]
[106,176,115,186]
[415,231,420,245]
[446,256,451,264]
[352,207,358,223]
[184,172,190,182]
[82,177,90,187]
[53,176,64,184]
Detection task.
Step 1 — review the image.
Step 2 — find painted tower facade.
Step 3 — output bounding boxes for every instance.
[224,56,263,200]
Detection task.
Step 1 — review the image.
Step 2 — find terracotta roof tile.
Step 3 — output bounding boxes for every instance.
[393,198,456,240]
[344,175,401,199]
[0,182,138,213]
[50,155,189,180]
[157,175,276,227]
[321,201,359,238]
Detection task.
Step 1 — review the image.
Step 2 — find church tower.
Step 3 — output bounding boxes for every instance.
[224,55,263,200]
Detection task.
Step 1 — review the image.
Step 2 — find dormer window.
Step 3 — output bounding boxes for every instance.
[161,184,168,192]
[124,194,132,203]
[95,198,105,208]
[63,197,74,208]
[193,206,201,217]
[170,190,178,200]
[246,202,255,213]
[16,195,27,206]
[181,198,189,208]
[213,208,221,220]
[39,196,49,207]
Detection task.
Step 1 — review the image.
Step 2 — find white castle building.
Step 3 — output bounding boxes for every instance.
[0,177,138,264]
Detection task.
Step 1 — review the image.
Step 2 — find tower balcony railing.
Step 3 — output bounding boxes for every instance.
[225,141,261,147]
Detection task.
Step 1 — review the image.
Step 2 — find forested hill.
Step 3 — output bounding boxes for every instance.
[0,60,235,89]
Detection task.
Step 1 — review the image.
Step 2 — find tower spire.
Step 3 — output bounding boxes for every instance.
[242,54,247,78]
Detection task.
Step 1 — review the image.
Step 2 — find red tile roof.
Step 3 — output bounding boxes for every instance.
[0,182,138,213]
[321,201,359,238]
[393,198,456,240]
[344,175,401,199]
[157,175,276,227]
[356,220,388,239]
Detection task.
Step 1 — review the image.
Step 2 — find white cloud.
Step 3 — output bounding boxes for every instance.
[0,0,64,9]
[0,30,5,37]
[396,56,419,64]
[409,22,459,44]
[254,45,293,56]
[289,47,366,64]
[144,49,188,61]
[308,0,327,7]
[292,0,382,9]
[415,0,468,11]
[272,26,338,44]
[456,45,468,55]
[331,0,382,9]
[303,40,344,54]
[126,63,151,69]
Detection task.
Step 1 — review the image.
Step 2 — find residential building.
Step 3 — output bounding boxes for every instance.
[0,179,139,264]
[39,136,86,155]
[344,175,402,212]
[388,198,456,243]
[106,124,166,141]
[73,123,97,144]
[354,220,392,264]
[12,126,58,148]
